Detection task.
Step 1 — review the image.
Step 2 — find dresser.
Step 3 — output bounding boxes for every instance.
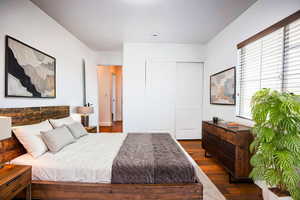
[202,121,253,182]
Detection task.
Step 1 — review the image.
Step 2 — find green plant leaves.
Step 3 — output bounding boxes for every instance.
[250,89,300,199]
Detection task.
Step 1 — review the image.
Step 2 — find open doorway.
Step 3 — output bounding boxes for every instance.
[97,65,123,132]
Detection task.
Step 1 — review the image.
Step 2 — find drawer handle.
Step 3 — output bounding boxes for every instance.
[6,174,21,186]
[12,184,21,193]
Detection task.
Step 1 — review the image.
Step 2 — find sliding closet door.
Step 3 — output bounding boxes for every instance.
[145,60,176,136]
[175,62,203,139]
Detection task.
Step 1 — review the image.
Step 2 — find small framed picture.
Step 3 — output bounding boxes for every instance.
[210,67,236,105]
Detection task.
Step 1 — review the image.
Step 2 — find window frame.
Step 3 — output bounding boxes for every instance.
[236,10,300,120]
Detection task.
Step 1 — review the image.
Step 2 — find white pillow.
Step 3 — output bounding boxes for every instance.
[13,120,53,158]
[49,116,76,128]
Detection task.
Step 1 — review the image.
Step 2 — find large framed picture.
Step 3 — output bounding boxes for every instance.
[5,36,56,98]
[210,67,236,105]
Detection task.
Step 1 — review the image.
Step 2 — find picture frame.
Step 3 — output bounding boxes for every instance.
[210,67,236,105]
[5,35,56,98]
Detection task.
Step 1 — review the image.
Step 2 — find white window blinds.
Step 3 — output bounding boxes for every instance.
[284,19,300,94]
[237,18,300,119]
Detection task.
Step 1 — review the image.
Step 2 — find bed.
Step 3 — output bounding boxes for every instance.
[0,106,203,200]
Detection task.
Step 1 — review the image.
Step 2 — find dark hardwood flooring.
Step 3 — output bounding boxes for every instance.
[99,121,123,132]
[179,140,263,200]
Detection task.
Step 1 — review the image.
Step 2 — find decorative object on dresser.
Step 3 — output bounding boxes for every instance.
[76,105,94,127]
[202,121,253,183]
[5,36,56,98]
[0,165,32,200]
[85,126,97,133]
[212,117,219,124]
[210,67,236,105]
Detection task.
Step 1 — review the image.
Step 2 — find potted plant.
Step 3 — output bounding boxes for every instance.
[250,89,300,200]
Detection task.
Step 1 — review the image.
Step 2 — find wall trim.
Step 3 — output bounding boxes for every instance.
[100,122,112,126]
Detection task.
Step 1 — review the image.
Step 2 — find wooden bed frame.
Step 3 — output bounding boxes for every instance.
[0,106,203,200]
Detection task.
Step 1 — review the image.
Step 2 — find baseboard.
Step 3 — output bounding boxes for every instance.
[100,122,112,126]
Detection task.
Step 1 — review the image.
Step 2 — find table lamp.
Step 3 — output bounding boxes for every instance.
[0,116,12,168]
[76,106,94,127]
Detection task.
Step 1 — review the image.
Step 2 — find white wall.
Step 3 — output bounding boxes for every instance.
[123,43,205,132]
[0,0,99,126]
[94,51,123,66]
[203,0,300,126]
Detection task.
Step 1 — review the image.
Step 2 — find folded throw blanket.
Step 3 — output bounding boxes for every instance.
[111,133,196,184]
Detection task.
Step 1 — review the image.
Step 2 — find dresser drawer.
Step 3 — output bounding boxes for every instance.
[220,131,237,145]
[0,169,31,199]
[203,122,226,137]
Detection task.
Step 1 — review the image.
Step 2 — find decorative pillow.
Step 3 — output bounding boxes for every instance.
[49,116,76,128]
[13,120,53,158]
[41,126,75,152]
[66,122,88,138]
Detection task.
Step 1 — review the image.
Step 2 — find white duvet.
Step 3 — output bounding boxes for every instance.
[11,133,127,183]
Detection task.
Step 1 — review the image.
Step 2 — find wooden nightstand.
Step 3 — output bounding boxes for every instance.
[0,165,31,200]
[85,126,97,133]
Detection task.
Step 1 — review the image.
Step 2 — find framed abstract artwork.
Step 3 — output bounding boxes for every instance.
[210,67,236,105]
[5,36,56,98]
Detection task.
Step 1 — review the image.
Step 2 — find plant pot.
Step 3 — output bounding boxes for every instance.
[262,188,292,200]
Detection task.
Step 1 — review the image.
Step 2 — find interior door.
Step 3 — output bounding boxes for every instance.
[145,60,176,137]
[175,62,203,139]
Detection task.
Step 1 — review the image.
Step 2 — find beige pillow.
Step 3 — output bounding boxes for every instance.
[41,126,75,152]
[13,120,53,158]
[66,122,88,138]
[49,116,76,128]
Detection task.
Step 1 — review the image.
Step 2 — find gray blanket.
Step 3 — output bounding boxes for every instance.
[111,133,196,184]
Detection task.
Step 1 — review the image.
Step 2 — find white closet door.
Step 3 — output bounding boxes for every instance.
[145,60,176,136]
[175,62,203,139]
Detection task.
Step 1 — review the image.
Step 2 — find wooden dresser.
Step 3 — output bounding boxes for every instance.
[202,121,253,182]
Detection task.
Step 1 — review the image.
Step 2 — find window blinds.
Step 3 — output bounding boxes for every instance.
[284,19,300,94]
[237,18,300,119]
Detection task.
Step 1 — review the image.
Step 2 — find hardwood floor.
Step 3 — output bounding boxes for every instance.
[99,121,123,132]
[179,140,263,200]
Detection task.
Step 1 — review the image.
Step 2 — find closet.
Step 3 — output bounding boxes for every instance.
[145,60,203,139]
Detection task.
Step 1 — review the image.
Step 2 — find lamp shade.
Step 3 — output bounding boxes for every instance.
[77,106,94,115]
[0,117,11,140]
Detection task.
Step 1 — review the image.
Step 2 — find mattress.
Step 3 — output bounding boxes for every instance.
[11,133,202,184]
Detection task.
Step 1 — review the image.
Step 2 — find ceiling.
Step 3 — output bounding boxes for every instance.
[31,0,257,51]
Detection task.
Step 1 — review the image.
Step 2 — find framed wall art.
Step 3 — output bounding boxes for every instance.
[5,36,56,98]
[210,67,236,105]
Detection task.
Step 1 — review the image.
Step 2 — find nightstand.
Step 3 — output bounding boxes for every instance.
[85,126,97,133]
[0,165,31,200]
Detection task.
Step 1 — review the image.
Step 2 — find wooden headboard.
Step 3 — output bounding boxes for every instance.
[0,106,69,163]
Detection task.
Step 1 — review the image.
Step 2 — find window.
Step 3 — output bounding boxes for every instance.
[237,13,300,119]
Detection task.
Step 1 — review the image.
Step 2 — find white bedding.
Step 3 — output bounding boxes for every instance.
[11,133,127,183]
